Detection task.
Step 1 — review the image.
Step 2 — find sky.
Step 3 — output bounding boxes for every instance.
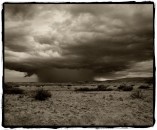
[4,4,154,82]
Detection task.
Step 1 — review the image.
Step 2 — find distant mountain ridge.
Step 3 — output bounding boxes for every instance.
[104,77,154,83]
[6,77,154,84]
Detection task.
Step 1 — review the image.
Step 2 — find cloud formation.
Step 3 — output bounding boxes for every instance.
[4,4,154,82]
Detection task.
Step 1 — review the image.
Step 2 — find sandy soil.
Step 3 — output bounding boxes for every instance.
[4,84,154,126]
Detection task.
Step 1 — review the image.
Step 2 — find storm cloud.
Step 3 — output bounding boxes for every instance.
[4,4,154,82]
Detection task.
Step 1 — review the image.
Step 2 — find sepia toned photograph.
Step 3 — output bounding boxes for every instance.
[3,3,154,127]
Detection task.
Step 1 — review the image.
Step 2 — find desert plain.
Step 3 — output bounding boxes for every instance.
[3,77,154,127]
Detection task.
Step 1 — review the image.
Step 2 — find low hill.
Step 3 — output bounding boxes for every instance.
[104,77,153,83]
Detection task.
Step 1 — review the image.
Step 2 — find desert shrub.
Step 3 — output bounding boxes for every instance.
[4,83,12,89]
[102,96,106,99]
[57,84,62,86]
[106,88,113,91]
[75,85,112,92]
[4,83,24,94]
[4,87,24,94]
[75,87,91,91]
[18,95,24,99]
[123,86,133,91]
[119,97,123,101]
[67,86,71,89]
[138,85,150,89]
[130,90,143,99]
[36,85,41,87]
[96,85,114,91]
[109,94,113,100]
[34,89,51,101]
[146,81,153,84]
[118,85,133,91]
[14,85,20,87]
[97,85,108,90]
[118,85,125,90]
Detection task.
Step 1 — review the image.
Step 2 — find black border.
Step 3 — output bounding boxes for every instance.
[1,1,156,128]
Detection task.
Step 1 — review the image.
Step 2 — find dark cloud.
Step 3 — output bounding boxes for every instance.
[4,4,154,82]
[5,30,31,52]
[5,4,37,20]
[37,68,94,82]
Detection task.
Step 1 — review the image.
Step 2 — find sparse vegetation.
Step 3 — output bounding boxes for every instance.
[75,85,113,91]
[4,81,153,126]
[14,85,20,87]
[109,94,113,100]
[4,83,24,94]
[123,86,133,91]
[118,85,125,90]
[4,83,12,89]
[105,87,113,91]
[67,86,71,89]
[97,85,108,90]
[118,97,123,101]
[4,88,24,94]
[138,85,150,89]
[96,85,114,91]
[36,85,41,87]
[34,89,51,101]
[75,87,92,91]
[130,90,143,99]
[118,85,133,91]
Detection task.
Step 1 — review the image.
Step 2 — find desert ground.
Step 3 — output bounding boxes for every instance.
[3,79,154,127]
